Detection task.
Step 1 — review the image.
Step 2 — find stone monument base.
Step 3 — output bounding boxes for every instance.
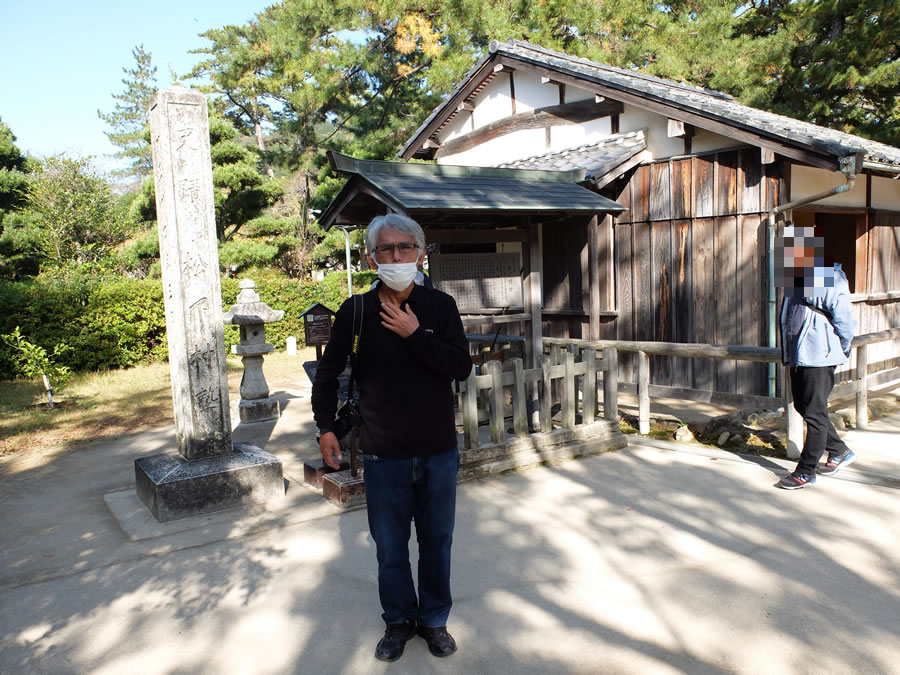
[135,442,284,522]
[236,397,280,424]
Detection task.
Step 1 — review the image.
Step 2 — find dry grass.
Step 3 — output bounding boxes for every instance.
[0,349,316,457]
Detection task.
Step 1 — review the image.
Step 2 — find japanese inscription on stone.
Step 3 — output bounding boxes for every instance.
[149,88,231,459]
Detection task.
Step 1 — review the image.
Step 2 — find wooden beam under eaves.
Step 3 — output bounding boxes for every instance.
[541,76,565,86]
[494,63,514,73]
[434,98,624,160]
[667,119,694,138]
[457,101,474,113]
[761,147,775,164]
[423,139,440,149]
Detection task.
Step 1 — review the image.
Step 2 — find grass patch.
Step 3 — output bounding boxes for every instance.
[0,349,315,457]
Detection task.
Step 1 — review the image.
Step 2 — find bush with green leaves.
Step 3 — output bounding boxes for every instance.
[0,326,72,401]
[0,269,377,379]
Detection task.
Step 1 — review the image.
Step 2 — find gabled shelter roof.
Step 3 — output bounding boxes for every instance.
[401,39,900,177]
[318,151,625,229]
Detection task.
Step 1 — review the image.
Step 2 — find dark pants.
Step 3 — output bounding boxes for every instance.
[363,448,459,628]
[790,366,851,475]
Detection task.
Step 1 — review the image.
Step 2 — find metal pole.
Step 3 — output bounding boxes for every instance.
[341,227,353,298]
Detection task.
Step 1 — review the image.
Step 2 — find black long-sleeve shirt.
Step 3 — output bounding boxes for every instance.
[311,285,473,459]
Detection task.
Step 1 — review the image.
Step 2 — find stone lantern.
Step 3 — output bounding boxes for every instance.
[223,279,284,424]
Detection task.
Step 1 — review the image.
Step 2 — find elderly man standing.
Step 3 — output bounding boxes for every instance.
[311,214,472,661]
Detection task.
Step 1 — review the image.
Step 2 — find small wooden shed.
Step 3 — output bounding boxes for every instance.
[318,151,626,370]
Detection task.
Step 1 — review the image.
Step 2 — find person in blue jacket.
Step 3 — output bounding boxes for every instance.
[778,226,858,489]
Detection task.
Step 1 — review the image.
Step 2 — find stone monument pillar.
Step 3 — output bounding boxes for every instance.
[224,279,284,423]
[134,87,284,522]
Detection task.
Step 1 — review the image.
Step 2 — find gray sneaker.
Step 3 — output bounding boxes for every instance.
[819,450,856,476]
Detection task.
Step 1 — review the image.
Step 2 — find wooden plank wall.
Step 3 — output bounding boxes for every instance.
[611,149,777,395]
[862,211,900,370]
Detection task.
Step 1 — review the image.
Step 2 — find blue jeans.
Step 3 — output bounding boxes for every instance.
[363,448,459,628]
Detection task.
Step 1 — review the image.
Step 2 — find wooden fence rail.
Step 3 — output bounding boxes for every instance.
[544,326,900,459]
[457,347,618,450]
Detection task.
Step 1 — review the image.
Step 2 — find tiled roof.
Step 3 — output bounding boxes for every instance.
[318,152,625,228]
[497,130,646,177]
[402,39,900,173]
[362,172,625,211]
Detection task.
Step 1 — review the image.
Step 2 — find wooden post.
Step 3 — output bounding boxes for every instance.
[511,357,529,436]
[550,343,560,406]
[588,215,600,340]
[856,344,868,430]
[638,350,650,434]
[540,354,553,432]
[603,347,618,421]
[487,359,505,443]
[527,220,543,368]
[526,218,543,431]
[462,370,479,449]
[563,350,576,429]
[784,366,802,459]
[583,347,596,424]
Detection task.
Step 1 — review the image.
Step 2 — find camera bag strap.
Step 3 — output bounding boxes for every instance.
[346,293,364,399]
[347,294,364,477]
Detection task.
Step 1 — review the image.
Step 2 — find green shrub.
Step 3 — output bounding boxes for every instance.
[0,269,377,377]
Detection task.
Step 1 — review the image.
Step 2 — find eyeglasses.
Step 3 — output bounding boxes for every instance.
[372,242,419,257]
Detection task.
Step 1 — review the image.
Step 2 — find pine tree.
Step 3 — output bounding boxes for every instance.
[729,0,900,145]
[0,116,30,219]
[98,45,158,180]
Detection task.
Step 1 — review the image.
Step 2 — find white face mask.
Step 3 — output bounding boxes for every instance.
[376,262,418,291]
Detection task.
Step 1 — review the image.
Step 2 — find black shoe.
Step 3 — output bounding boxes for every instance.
[819,450,856,476]
[417,625,458,657]
[777,471,816,490]
[375,620,417,662]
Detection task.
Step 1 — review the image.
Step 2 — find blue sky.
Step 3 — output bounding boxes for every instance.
[0,0,276,173]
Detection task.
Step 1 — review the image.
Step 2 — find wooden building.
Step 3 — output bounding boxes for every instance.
[325,39,900,396]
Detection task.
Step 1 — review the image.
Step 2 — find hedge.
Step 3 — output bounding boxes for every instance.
[0,269,377,379]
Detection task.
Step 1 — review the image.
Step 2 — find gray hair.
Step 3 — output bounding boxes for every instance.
[365,214,426,253]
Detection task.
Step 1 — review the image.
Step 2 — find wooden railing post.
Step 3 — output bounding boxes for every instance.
[638,351,650,434]
[462,369,479,450]
[511,357,529,436]
[563,349,576,429]
[540,354,552,432]
[856,344,868,430]
[486,359,505,443]
[583,347,596,424]
[784,365,802,459]
[603,347,618,421]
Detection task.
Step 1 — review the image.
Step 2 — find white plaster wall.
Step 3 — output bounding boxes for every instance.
[514,75,558,111]
[617,105,681,159]
[790,165,867,207]
[439,128,547,166]
[690,128,739,155]
[471,76,515,128]
[441,111,472,143]
[871,175,900,211]
[565,85,594,103]
[550,117,612,151]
